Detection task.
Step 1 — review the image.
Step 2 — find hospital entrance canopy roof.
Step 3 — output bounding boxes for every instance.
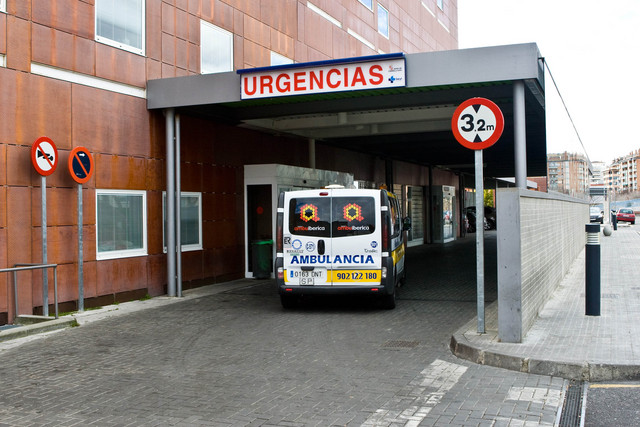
[147,43,546,178]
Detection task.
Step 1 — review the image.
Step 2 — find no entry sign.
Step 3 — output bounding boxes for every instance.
[31,136,58,176]
[451,97,504,150]
[68,147,94,184]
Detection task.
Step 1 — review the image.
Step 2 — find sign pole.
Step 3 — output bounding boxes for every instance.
[475,149,485,333]
[78,183,84,312]
[68,146,94,312]
[41,176,48,317]
[451,97,504,335]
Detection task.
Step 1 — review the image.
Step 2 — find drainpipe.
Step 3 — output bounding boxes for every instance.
[175,114,182,297]
[165,108,176,297]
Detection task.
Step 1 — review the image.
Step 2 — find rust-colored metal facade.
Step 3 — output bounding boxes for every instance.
[0,0,458,324]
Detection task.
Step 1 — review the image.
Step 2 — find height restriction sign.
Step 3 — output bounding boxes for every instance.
[31,136,59,176]
[451,97,504,150]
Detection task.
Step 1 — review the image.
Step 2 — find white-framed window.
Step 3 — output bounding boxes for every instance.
[0,0,6,13]
[270,51,294,66]
[437,0,444,10]
[96,190,147,260]
[201,20,233,74]
[163,192,203,252]
[377,4,389,38]
[95,0,145,55]
[358,0,373,10]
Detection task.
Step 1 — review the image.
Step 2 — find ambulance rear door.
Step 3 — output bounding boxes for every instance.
[328,189,382,286]
[283,190,333,287]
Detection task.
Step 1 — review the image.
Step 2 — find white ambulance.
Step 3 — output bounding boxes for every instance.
[275,187,409,309]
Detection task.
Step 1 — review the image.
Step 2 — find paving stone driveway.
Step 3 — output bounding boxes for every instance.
[0,234,564,426]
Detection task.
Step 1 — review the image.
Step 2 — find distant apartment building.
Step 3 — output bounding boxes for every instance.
[547,152,589,196]
[604,150,640,194]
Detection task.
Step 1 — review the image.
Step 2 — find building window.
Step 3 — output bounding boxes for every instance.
[162,192,203,252]
[201,20,233,74]
[377,4,389,38]
[0,0,5,13]
[437,0,444,10]
[96,190,147,260]
[95,0,145,55]
[270,51,294,66]
[358,0,373,10]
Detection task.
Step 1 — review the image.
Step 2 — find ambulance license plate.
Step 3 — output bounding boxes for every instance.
[288,268,326,286]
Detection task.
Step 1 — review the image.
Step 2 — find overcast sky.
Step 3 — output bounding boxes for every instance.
[457,0,640,164]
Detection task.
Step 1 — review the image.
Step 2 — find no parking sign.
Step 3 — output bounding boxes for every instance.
[68,147,94,184]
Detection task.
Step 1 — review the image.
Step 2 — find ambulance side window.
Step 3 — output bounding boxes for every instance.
[288,198,331,237]
[389,197,401,237]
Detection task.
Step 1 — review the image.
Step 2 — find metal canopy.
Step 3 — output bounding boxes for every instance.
[148,43,546,178]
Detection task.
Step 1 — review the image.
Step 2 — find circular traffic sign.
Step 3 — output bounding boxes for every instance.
[31,136,58,176]
[68,146,94,184]
[451,97,504,150]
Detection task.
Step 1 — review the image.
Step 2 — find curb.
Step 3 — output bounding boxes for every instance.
[0,317,78,343]
[450,331,640,382]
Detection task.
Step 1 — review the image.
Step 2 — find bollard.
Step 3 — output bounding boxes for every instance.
[585,223,601,316]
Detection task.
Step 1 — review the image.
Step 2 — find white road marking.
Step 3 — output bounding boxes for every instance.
[362,359,467,426]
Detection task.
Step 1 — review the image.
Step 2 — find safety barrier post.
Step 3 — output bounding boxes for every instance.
[585,224,601,316]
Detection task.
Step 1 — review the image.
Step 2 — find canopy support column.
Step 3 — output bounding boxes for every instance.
[513,80,527,189]
[165,108,176,297]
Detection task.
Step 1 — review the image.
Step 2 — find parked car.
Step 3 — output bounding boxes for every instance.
[464,206,495,231]
[616,208,636,225]
[464,207,490,233]
[589,206,603,224]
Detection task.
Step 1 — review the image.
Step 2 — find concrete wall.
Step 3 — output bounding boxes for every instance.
[498,188,588,343]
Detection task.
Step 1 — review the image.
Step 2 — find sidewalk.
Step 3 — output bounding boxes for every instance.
[451,223,640,381]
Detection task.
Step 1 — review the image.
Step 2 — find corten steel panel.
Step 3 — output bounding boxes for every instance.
[260,0,296,37]
[146,254,166,296]
[243,38,268,68]
[187,41,199,74]
[96,258,149,295]
[161,32,176,65]
[232,0,260,19]
[7,15,30,72]
[233,34,244,70]
[145,158,164,192]
[271,27,295,59]
[161,2,175,35]
[72,85,150,157]
[203,248,216,277]
[30,225,76,265]
[0,228,7,313]
[181,162,203,191]
[12,74,72,148]
[146,57,163,81]
[176,37,189,70]
[0,186,5,228]
[95,43,146,87]
[211,245,244,277]
[0,144,5,186]
[6,145,31,187]
[0,14,6,53]
[181,251,204,282]
[212,1,234,31]
[304,8,333,57]
[31,187,76,227]
[7,187,32,266]
[9,0,31,18]
[244,14,271,47]
[146,0,162,61]
[176,7,189,40]
[32,0,93,39]
[94,154,147,190]
[146,191,163,254]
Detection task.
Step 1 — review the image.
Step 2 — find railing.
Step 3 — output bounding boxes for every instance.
[0,264,58,322]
